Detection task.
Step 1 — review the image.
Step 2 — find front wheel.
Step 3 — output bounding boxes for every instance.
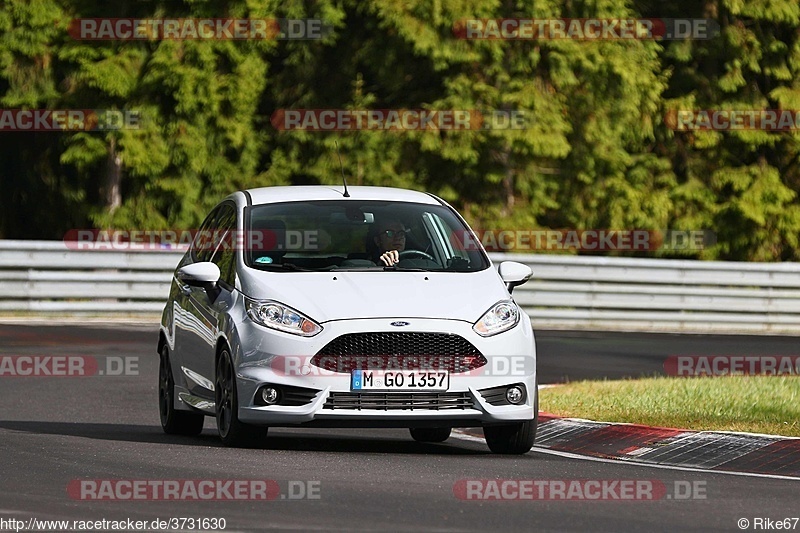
[215,348,266,447]
[483,387,538,454]
[484,420,536,454]
[159,345,204,436]
[409,427,451,443]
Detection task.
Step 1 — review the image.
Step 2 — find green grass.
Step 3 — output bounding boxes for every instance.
[539,376,800,437]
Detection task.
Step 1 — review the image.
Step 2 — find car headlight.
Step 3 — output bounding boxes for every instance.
[246,299,322,337]
[473,300,520,337]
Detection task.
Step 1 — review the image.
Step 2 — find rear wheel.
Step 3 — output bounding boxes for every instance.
[159,345,204,436]
[409,427,451,443]
[215,348,266,447]
[483,387,538,454]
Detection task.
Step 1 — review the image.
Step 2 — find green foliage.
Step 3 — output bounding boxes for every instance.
[1,0,800,261]
[642,0,800,260]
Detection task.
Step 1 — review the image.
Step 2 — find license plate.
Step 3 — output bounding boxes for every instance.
[351,370,449,391]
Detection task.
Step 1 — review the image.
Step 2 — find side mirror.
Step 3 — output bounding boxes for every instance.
[177,262,221,298]
[498,261,532,294]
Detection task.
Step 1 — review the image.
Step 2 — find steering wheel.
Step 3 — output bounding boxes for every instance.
[398,249,435,261]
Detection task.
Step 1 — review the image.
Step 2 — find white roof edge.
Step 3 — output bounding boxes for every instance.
[244,185,441,205]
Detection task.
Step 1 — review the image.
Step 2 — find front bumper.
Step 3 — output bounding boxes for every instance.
[234,316,536,427]
[238,386,536,427]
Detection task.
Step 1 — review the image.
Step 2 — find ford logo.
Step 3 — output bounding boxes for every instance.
[390,321,410,327]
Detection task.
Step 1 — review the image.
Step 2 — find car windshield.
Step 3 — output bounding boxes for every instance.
[245,200,489,272]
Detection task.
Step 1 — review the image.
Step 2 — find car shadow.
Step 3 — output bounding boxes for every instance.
[0,420,488,455]
[263,430,486,455]
[0,420,222,446]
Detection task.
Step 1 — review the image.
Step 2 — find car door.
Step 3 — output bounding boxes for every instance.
[195,203,239,397]
[173,204,236,400]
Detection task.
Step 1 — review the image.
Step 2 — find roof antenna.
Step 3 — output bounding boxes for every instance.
[335,141,350,197]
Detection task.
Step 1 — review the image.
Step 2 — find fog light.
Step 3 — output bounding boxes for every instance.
[261,387,280,405]
[506,386,524,405]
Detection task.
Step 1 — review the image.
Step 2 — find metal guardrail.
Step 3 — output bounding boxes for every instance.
[0,241,182,313]
[506,253,800,333]
[1,241,799,333]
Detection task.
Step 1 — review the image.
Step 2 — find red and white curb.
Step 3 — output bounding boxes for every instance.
[456,413,800,479]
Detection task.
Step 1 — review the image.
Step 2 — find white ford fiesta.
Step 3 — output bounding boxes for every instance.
[158,185,538,453]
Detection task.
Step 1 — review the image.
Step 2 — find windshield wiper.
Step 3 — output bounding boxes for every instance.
[387,265,432,272]
[253,263,314,272]
[329,266,385,272]
[329,265,432,272]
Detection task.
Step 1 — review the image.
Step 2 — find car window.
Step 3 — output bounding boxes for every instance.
[209,204,237,287]
[191,206,220,263]
[246,200,489,272]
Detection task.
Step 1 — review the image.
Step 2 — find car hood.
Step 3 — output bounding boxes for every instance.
[238,267,508,323]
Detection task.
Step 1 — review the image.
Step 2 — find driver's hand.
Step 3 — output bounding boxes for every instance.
[379,250,400,266]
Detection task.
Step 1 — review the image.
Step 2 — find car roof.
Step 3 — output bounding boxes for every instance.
[244,185,442,206]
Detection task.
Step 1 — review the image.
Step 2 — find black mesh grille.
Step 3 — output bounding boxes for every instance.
[317,332,482,357]
[323,391,474,411]
[312,332,486,373]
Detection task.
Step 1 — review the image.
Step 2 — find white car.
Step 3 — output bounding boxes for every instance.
[158,186,537,453]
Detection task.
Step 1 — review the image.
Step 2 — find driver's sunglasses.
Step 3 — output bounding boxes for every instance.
[382,229,408,239]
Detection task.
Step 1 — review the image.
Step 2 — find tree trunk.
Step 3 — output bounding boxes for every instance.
[501,146,514,215]
[105,137,122,213]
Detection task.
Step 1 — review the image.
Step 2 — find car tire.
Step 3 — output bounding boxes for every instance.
[215,348,266,448]
[159,345,205,436]
[409,427,451,443]
[483,387,538,454]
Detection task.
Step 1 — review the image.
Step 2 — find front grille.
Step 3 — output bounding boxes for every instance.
[323,391,474,411]
[318,332,481,356]
[312,332,486,373]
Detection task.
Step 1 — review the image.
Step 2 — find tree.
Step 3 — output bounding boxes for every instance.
[638,0,800,260]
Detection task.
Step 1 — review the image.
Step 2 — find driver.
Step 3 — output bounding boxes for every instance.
[373,219,408,266]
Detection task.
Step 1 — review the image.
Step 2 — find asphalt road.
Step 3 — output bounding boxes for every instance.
[536,329,800,383]
[1,324,798,532]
